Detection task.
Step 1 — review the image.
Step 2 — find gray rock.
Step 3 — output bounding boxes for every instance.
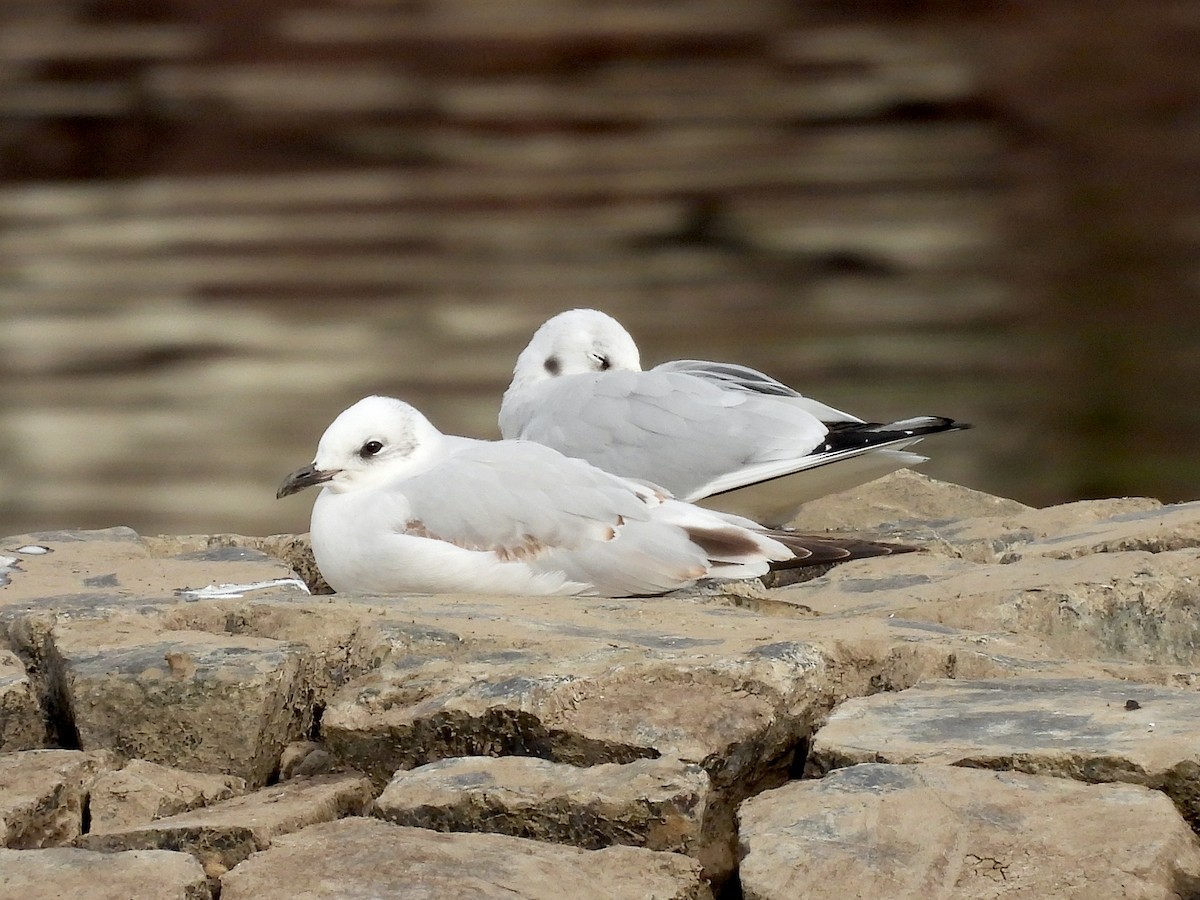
[277,740,336,780]
[0,650,43,751]
[218,816,712,900]
[738,764,1200,900]
[809,677,1200,827]
[0,749,118,848]
[77,773,373,879]
[88,759,246,834]
[0,847,211,900]
[374,755,710,855]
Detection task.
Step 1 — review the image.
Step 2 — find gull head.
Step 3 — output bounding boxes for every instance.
[277,395,441,498]
[510,308,641,389]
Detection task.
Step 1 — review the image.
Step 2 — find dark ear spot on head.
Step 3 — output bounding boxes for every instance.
[544,356,561,375]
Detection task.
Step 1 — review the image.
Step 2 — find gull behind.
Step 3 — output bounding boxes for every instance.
[277,395,909,597]
[500,308,968,525]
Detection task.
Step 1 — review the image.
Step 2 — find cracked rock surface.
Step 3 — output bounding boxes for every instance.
[0,472,1198,896]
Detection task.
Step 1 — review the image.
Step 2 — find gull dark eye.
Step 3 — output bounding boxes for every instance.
[359,440,384,459]
[589,351,611,371]
[544,356,561,376]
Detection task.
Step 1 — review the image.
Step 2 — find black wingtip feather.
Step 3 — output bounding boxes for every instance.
[764,532,917,570]
[820,416,969,452]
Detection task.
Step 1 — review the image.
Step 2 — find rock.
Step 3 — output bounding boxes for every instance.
[277,740,335,780]
[88,759,246,834]
[0,847,211,900]
[374,755,710,855]
[738,764,1200,900]
[77,773,373,877]
[0,650,43,751]
[142,533,331,596]
[808,677,1200,827]
[11,615,314,785]
[794,474,1184,565]
[1006,499,1200,560]
[0,749,118,848]
[776,548,1200,666]
[315,572,1123,880]
[218,816,712,900]
[0,528,308,609]
[793,470,1032,534]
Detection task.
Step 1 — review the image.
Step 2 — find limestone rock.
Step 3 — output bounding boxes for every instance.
[777,548,1200,666]
[0,847,211,900]
[0,749,118,848]
[374,755,710,855]
[793,470,1032,534]
[88,759,246,834]
[1007,499,1200,560]
[793,474,1188,566]
[809,677,1200,827]
[277,740,336,780]
[0,650,43,751]
[218,816,712,900]
[738,764,1200,900]
[0,528,307,610]
[13,615,314,785]
[77,773,373,877]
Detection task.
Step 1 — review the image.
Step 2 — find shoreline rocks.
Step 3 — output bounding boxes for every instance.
[1,472,1198,896]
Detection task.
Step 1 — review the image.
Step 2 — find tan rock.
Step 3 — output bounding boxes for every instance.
[793,470,1031,534]
[219,816,712,900]
[88,759,246,834]
[0,749,118,848]
[1007,499,1200,561]
[0,528,307,609]
[0,847,211,900]
[793,474,1183,565]
[374,755,710,855]
[277,740,335,780]
[0,650,43,752]
[776,549,1200,666]
[314,583,1101,881]
[77,773,373,875]
[809,677,1200,827]
[14,615,314,785]
[738,764,1200,900]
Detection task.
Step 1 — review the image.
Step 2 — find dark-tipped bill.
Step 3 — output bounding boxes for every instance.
[276,463,337,499]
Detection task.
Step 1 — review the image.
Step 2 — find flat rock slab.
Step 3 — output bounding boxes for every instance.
[88,759,246,834]
[795,470,1033,534]
[78,773,373,878]
[0,649,42,752]
[796,471,1192,565]
[809,677,1200,827]
[777,548,1200,666]
[0,527,308,609]
[219,816,712,900]
[0,847,211,900]
[374,755,710,855]
[0,749,118,848]
[738,764,1200,900]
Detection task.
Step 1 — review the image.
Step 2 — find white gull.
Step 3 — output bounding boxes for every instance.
[277,395,909,597]
[500,308,969,526]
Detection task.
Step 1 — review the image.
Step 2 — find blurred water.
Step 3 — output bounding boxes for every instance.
[1,1,1198,537]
